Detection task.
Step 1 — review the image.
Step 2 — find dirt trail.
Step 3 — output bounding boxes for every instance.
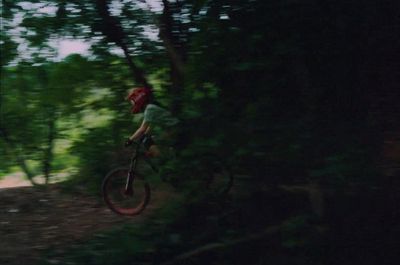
[0,181,170,265]
[0,173,33,188]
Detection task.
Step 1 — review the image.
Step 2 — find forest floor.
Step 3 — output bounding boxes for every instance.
[0,174,174,265]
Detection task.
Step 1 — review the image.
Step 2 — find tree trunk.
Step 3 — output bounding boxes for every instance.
[160,0,185,77]
[119,42,152,89]
[43,110,56,185]
[95,0,152,89]
[0,127,39,186]
[160,0,185,115]
[16,156,38,186]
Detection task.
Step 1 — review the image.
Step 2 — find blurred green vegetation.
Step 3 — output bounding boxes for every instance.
[1,0,399,264]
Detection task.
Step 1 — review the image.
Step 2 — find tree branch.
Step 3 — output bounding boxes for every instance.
[95,0,152,89]
[138,0,186,75]
[160,225,281,265]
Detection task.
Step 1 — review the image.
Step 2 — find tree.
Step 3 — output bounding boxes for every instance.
[1,55,94,184]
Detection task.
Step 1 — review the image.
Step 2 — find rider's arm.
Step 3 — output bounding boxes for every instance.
[129,119,150,141]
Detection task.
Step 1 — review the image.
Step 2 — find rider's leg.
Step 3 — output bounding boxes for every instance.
[146,144,161,157]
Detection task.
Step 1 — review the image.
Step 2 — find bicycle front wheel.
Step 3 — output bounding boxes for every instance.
[102,167,150,216]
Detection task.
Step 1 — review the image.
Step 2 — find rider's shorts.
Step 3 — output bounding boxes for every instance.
[142,135,155,150]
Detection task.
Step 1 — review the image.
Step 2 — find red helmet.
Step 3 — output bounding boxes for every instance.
[127,87,151,113]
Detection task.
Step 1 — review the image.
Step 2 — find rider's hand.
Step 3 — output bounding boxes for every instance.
[124,138,133,147]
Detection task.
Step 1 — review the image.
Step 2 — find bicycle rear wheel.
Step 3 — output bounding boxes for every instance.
[102,167,150,216]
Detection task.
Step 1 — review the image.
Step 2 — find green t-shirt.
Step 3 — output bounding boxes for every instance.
[143,104,179,132]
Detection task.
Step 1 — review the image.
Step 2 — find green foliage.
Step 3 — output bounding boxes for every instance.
[69,126,124,191]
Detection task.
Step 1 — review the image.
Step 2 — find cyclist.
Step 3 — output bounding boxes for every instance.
[125,87,179,157]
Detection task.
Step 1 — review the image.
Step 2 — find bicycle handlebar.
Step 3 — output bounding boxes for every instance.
[124,139,132,147]
[124,138,142,148]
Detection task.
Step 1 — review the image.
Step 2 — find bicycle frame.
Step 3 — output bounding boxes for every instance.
[125,141,158,195]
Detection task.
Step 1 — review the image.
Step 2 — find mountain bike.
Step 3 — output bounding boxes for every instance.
[102,136,234,216]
